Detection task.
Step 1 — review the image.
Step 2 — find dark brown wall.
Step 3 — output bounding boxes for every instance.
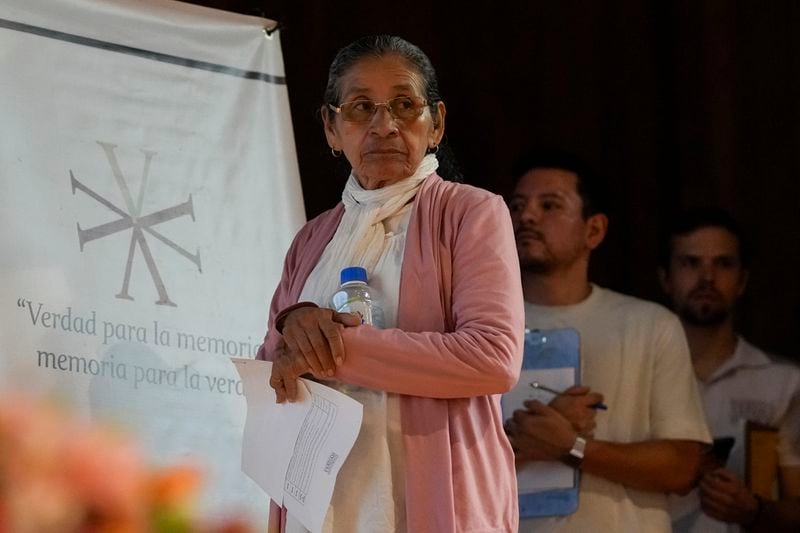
[192,0,800,361]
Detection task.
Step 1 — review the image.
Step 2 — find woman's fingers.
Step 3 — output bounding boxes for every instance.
[269,347,311,403]
[273,304,371,390]
[306,314,341,374]
[332,310,363,327]
[320,321,347,365]
[282,307,354,376]
[283,369,299,401]
[269,368,287,403]
[284,330,324,376]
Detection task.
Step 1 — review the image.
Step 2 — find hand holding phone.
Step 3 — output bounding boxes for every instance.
[711,436,735,465]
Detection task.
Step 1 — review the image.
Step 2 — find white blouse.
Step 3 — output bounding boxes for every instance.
[286,205,411,533]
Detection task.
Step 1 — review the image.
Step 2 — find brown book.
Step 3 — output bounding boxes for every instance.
[745,420,780,499]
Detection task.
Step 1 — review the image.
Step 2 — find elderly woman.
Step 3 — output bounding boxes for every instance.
[258,35,523,533]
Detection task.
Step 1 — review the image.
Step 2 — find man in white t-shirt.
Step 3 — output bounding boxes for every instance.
[504,150,711,532]
[659,208,800,532]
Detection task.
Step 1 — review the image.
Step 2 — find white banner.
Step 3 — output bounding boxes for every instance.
[0,0,304,527]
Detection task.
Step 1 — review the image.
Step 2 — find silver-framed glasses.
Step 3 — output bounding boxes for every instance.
[328,96,428,122]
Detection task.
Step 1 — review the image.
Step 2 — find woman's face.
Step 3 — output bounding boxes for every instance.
[323,54,446,190]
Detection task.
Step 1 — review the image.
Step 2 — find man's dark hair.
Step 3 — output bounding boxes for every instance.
[510,149,607,218]
[658,207,750,269]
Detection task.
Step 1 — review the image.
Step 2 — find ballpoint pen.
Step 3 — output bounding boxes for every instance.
[530,381,608,410]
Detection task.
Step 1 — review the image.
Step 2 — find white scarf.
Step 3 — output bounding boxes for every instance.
[302,154,438,307]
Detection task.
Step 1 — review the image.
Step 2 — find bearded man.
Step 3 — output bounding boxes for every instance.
[660,208,800,533]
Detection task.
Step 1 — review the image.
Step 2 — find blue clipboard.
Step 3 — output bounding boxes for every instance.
[502,327,581,518]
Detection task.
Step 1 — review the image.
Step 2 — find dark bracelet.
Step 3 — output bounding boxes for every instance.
[274,302,319,334]
[742,494,763,530]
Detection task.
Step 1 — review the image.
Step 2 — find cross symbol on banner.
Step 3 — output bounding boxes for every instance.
[70,141,202,307]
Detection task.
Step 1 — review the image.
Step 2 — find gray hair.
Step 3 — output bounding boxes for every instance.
[322,35,462,181]
[323,35,442,117]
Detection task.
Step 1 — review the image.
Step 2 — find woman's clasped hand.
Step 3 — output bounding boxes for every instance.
[272,307,361,402]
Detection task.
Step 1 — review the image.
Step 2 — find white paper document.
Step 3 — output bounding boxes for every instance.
[502,367,575,492]
[231,358,363,533]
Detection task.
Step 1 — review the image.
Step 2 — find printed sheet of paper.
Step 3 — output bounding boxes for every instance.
[231,358,363,533]
[502,367,575,491]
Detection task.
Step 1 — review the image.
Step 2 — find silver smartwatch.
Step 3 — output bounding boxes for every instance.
[564,435,586,468]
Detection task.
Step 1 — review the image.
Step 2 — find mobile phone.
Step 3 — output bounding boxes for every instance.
[711,436,735,465]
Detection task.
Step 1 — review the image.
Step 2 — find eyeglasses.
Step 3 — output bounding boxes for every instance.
[328,96,429,123]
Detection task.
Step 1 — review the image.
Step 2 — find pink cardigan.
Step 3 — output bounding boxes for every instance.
[259,173,524,532]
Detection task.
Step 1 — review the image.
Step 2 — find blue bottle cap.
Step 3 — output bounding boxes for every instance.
[340,266,368,284]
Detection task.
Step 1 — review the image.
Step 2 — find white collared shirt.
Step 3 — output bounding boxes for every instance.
[671,337,800,533]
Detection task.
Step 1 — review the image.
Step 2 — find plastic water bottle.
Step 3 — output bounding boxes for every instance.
[330,266,385,328]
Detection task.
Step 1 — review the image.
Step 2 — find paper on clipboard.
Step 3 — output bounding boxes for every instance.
[503,366,576,492]
[501,327,581,517]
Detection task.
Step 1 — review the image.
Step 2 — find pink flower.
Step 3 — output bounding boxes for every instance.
[0,392,253,533]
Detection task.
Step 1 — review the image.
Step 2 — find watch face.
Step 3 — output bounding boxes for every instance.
[570,436,586,459]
